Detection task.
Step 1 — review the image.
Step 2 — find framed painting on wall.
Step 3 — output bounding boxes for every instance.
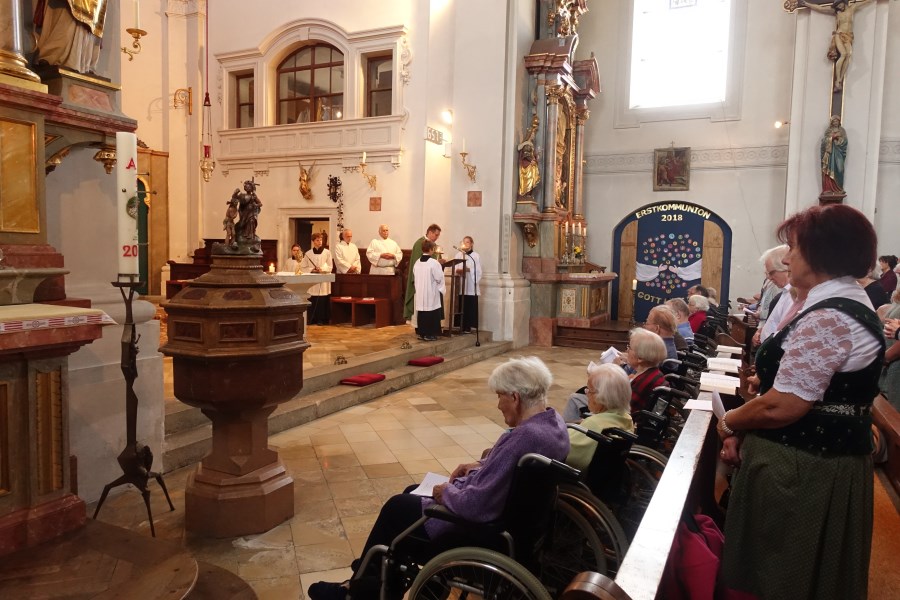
[653,146,690,191]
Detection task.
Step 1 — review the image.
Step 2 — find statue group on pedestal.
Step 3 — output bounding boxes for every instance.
[222,179,262,254]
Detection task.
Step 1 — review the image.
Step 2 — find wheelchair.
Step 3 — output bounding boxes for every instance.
[353,453,580,600]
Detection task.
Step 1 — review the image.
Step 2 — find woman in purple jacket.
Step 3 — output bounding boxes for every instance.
[308,356,570,600]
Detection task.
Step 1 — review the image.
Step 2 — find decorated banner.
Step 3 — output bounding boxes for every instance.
[611,201,732,322]
[116,132,139,275]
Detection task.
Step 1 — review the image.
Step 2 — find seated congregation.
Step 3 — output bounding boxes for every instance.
[307,203,898,600]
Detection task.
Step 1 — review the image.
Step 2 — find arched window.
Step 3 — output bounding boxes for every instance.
[276,43,344,124]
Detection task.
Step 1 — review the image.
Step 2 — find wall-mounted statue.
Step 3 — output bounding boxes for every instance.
[517,114,541,198]
[820,115,847,194]
[299,161,315,200]
[797,0,875,93]
[33,0,108,74]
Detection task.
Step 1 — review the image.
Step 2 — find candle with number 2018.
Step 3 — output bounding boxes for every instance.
[116,132,139,275]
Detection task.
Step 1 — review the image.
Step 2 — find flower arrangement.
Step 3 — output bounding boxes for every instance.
[574,246,583,259]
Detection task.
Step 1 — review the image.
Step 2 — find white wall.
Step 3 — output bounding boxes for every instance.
[576,1,798,301]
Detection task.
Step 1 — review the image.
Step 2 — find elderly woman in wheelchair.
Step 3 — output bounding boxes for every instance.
[307,356,570,600]
[565,362,634,471]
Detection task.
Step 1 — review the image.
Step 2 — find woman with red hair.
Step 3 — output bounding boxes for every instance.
[717,204,884,599]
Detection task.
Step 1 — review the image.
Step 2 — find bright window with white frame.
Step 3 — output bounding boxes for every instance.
[614,0,745,127]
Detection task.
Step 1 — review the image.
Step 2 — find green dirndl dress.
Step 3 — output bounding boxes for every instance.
[721,298,885,600]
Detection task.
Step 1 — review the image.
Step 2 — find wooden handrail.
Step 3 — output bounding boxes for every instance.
[562,407,720,600]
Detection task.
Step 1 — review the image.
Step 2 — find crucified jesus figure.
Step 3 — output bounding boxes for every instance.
[799,0,876,92]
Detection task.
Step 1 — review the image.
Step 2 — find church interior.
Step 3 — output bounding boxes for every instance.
[1,0,900,598]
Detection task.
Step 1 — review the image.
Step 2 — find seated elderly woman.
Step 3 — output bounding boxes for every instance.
[625,328,669,413]
[687,294,710,333]
[308,356,569,600]
[566,363,635,471]
[561,328,668,420]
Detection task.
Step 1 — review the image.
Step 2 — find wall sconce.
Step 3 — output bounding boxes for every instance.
[93,147,116,174]
[174,87,193,115]
[359,152,377,191]
[122,0,146,61]
[441,109,454,125]
[459,145,477,184]
[774,120,790,129]
[121,28,147,61]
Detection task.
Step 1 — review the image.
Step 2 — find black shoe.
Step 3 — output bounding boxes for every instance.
[423,336,438,341]
[308,581,349,600]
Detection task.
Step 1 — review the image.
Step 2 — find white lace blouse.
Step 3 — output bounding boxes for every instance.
[773,277,881,402]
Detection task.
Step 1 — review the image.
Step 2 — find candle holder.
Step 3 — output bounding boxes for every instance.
[559,228,587,266]
[121,28,148,61]
[92,275,174,537]
[359,162,377,191]
[459,151,477,184]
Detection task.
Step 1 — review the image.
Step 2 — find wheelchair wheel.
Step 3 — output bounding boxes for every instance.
[540,499,607,596]
[557,486,629,576]
[409,546,551,600]
[615,446,668,539]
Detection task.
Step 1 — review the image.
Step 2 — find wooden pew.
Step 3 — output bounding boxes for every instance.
[562,407,721,600]
[874,396,900,496]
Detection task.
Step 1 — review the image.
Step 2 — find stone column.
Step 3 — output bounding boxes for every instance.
[573,107,589,220]
[0,0,42,85]
[543,85,562,213]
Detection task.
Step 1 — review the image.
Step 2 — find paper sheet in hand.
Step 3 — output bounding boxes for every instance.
[410,472,450,497]
[711,391,726,419]
[599,346,622,365]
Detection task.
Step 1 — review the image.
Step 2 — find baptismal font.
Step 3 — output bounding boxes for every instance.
[162,180,309,537]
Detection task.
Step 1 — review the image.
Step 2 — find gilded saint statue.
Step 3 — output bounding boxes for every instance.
[820,115,848,194]
[517,114,540,198]
[797,0,875,92]
[33,0,108,74]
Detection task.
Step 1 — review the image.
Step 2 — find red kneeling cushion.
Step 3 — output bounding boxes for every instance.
[408,356,444,367]
[340,373,386,386]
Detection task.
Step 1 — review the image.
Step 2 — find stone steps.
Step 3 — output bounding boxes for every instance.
[162,333,512,472]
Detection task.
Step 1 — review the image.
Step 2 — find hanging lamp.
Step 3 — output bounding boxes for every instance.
[199,4,215,182]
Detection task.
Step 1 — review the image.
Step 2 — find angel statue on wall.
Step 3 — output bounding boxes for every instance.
[299,161,315,200]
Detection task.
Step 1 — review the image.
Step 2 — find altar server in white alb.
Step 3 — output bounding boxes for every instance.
[301,233,333,325]
[413,240,445,341]
[453,236,482,333]
[366,224,403,275]
[333,228,361,274]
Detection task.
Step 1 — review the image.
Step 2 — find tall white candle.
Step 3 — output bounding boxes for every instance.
[583,226,587,237]
[134,0,141,30]
[564,221,569,235]
[116,132,139,275]
[362,151,366,164]
[632,278,637,291]
[462,138,466,153]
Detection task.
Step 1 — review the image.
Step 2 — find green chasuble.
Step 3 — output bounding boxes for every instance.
[403,236,425,320]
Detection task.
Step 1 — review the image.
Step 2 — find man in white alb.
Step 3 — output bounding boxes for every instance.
[334,228,361,274]
[453,236,482,333]
[366,224,402,275]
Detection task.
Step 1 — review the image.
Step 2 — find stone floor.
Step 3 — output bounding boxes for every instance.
[92,345,597,600]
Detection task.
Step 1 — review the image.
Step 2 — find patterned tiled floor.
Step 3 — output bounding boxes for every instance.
[93,345,597,599]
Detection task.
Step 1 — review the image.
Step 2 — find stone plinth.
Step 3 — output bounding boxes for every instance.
[161,254,309,537]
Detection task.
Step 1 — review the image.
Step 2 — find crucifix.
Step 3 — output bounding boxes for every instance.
[784,0,876,114]
[784,0,876,204]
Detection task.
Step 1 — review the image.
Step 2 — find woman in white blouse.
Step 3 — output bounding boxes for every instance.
[717,204,884,600]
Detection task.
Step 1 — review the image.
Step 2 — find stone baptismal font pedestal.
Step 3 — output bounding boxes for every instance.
[162,189,309,536]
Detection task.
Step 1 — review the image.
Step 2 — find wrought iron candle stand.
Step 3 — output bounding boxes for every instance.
[93,275,174,537]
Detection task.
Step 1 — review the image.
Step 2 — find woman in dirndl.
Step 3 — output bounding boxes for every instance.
[717,203,885,600]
